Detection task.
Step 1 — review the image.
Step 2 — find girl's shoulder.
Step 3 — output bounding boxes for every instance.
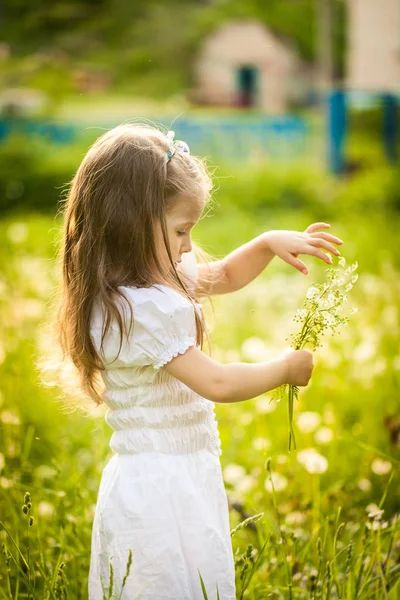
[90,283,199,370]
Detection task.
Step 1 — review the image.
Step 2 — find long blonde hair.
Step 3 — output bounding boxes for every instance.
[36,122,219,413]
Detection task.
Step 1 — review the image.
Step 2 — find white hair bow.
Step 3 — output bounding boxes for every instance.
[165,130,190,162]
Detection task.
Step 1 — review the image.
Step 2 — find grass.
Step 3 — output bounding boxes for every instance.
[0,198,399,597]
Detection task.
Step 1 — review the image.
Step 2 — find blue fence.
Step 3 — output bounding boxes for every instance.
[0,115,313,162]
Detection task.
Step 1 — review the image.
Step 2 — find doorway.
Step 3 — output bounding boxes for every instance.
[237,65,259,107]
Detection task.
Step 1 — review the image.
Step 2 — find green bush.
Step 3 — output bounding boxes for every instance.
[1,129,399,219]
[0,132,76,216]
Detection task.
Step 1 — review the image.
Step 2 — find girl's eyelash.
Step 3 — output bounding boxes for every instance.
[177,231,186,236]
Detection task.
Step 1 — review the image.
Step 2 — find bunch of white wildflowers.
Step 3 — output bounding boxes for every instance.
[271,256,359,451]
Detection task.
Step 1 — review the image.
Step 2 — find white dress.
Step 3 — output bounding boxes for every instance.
[88,253,236,600]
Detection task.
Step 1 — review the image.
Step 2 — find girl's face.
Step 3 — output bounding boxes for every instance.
[154,194,205,274]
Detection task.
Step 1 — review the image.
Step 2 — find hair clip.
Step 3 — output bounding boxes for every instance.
[165,130,190,162]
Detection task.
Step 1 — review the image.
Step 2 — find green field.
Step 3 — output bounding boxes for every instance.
[0,161,399,598]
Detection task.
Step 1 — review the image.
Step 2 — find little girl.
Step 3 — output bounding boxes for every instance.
[53,122,341,599]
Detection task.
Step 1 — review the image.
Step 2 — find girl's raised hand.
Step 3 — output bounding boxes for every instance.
[264,223,344,275]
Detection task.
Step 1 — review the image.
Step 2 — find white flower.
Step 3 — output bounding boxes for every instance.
[297,448,328,474]
[252,437,271,451]
[314,426,334,444]
[371,458,392,475]
[7,222,28,244]
[38,501,55,518]
[255,396,276,413]
[265,471,288,493]
[306,287,319,300]
[0,411,21,425]
[285,511,307,526]
[241,337,269,361]
[236,475,256,494]
[338,256,347,268]
[34,465,58,480]
[354,340,375,362]
[223,463,246,484]
[323,312,337,326]
[367,520,389,530]
[366,503,384,520]
[239,412,252,426]
[350,261,358,272]
[357,478,372,492]
[349,307,358,315]
[296,412,321,434]
[323,405,336,425]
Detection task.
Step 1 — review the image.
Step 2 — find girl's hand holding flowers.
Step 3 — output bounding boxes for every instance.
[282,348,314,387]
[264,222,344,275]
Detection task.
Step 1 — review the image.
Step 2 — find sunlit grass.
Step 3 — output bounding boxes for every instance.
[0,205,399,598]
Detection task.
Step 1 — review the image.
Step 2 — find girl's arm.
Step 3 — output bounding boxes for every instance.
[162,344,289,404]
[196,233,273,296]
[196,224,343,295]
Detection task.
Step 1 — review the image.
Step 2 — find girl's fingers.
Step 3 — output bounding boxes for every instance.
[305,223,331,233]
[284,253,308,274]
[308,237,341,256]
[309,231,344,245]
[307,245,333,264]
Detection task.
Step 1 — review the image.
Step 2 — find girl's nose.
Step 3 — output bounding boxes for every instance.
[183,240,192,253]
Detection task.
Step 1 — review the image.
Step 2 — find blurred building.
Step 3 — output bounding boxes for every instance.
[192,19,313,113]
[346,0,400,92]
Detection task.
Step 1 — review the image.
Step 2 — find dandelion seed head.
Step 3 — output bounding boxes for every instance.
[296,448,328,474]
[236,475,256,494]
[34,465,58,480]
[7,222,28,244]
[285,511,307,526]
[0,410,21,425]
[357,478,372,492]
[38,501,55,518]
[265,471,288,493]
[241,337,269,361]
[276,454,288,464]
[296,411,321,434]
[223,463,247,484]
[314,426,334,444]
[252,436,271,451]
[255,396,277,414]
[371,458,392,475]
[239,411,252,426]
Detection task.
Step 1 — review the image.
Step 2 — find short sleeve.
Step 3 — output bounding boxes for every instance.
[91,286,198,371]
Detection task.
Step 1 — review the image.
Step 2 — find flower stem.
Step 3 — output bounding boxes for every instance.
[288,385,297,451]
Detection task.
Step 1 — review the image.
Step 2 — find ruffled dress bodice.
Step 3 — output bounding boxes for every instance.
[89,256,222,458]
[99,363,222,456]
